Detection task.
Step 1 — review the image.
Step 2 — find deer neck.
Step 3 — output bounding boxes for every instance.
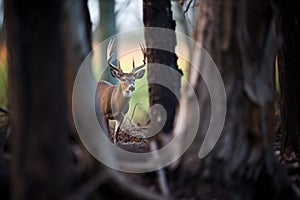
[111,84,130,114]
[114,83,132,99]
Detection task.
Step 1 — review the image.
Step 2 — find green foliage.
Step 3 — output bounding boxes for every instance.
[128,76,149,125]
[0,61,7,109]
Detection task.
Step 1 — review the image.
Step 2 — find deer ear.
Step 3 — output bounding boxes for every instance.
[134,69,145,79]
[110,68,120,79]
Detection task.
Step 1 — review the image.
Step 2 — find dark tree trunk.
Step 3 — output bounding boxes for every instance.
[97,0,117,83]
[173,0,298,199]
[143,0,182,133]
[278,0,300,155]
[5,0,72,199]
[61,0,92,129]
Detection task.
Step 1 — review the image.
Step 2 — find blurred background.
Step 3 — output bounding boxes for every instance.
[1,0,300,199]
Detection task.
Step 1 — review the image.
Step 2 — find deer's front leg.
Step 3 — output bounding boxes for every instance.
[113,120,119,144]
[113,118,124,144]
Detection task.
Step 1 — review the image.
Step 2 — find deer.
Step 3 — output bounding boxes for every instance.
[96,39,146,144]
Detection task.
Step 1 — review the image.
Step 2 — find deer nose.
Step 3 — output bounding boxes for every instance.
[129,85,135,91]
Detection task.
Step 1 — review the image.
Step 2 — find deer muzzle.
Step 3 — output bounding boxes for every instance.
[129,85,135,91]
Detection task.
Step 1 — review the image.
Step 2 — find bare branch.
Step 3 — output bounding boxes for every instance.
[108,169,168,200]
[0,107,9,114]
[66,170,110,200]
[150,140,170,196]
[183,0,194,15]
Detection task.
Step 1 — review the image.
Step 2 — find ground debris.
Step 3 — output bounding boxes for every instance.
[108,123,152,152]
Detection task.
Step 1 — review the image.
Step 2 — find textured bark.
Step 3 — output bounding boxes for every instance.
[5,0,71,199]
[143,0,182,133]
[62,0,92,129]
[174,0,297,199]
[278,0,300,155]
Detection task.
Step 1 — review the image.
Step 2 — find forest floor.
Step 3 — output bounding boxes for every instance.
[274,132,300,189]
[279,152,300,189]
[1,110,300,199]
[109,124,300,198]
[110,124,151,152]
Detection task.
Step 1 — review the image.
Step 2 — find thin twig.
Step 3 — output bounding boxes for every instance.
[109,169,168,200]
[0,107,9,114]
[127,103,149,133]
[183,0,194,16]
[130,102,144,123]
[66,170,110,200]
[150,140,170,196]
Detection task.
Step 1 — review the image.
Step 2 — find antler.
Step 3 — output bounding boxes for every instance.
[107,39,123,74]
[132,43,147,73]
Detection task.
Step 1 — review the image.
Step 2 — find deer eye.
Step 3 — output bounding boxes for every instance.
[121,78,126,82]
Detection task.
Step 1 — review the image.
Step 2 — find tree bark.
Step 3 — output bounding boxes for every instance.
[143,0,182,133]
[61,0,92,129]
[278,0,300,155]
[173,0,298,199]
[5,0,72,199]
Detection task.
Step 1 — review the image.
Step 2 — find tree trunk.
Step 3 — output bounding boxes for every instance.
[278,0,300,156]
[143,0,182,133]
[61,0,92,129]
[96,0,117,84]
[5,0,72,199]
[173,0,298,199]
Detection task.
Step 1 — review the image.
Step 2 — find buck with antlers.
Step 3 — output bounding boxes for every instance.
[96,39,146,144]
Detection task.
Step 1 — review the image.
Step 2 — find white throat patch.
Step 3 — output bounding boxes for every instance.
[123,90,132,97]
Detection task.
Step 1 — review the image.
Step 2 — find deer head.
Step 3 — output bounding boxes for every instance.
[107,39,146,97]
